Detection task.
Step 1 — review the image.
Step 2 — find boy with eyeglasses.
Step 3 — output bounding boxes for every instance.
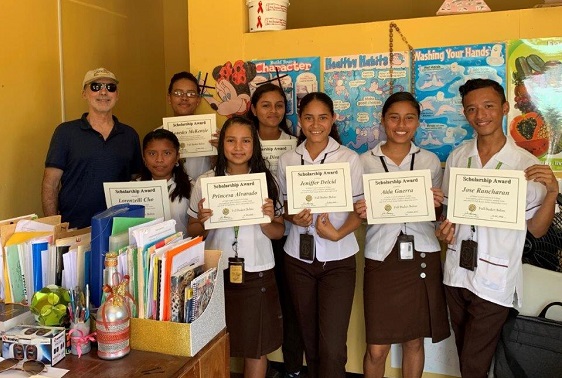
[163,71,217,180]
[42,67,143,228]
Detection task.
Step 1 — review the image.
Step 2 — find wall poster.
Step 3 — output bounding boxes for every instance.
[414,43,506,162]
[323,52,411,153]
[250,57,321,136]
[507,38,562,171]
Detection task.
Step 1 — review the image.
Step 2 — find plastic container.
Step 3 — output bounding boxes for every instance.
[247,0,290,32]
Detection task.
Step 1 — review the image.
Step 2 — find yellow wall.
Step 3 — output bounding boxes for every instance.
[287,0,539,28]
[0,1,61,219]
[188,1,562,376]
[163,0,190,117]
[0,0,188,220]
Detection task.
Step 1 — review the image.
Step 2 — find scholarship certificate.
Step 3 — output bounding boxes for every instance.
[201,172,270,229]
[162,114,217,158]
[363,169,435,224]
[104,180,170,219]
[286,162,353,215]
[261,139,297,174]
[447,167,527,230]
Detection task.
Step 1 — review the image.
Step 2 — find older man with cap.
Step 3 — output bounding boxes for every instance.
[42,67,142,228]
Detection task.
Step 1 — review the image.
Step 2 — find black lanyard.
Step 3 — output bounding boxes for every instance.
[380,153,415,234]
[379,153,415,172]
[301,152,328,165]
[466,157,503,239]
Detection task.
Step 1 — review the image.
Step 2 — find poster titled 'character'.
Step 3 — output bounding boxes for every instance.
[250,57,321,136]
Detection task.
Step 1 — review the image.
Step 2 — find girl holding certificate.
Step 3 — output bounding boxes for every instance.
[354,92,450,378]
[277,92,364,378]
[186,117,284,378]
[249,83,303,377]
[141,129,192,233]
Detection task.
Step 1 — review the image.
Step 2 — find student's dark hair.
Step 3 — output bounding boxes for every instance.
[459,78,506,104]
[248,83,293,136]
[382,91,420,117]
[168,71,200,94]
[296,92,342,145]
[141,129,191,202]
[214,116,282,212]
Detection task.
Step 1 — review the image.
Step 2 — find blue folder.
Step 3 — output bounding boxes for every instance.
[31,241,49,293]
[90,203,145,307]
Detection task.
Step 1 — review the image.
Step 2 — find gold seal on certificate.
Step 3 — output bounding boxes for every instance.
[447,167,527,230]
[363,169,435,225]
[162,114,218,158]
[286,162,353,214]
[200,172,270,229]
[261,140,297,175]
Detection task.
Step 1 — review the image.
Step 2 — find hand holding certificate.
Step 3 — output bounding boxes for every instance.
[200,173,271,229]
[286,162,353,214]
[261,139,297,175]
[362,169,435,224]
[104,180,170,219]
[163,114,217,158]
[447,168,527,230]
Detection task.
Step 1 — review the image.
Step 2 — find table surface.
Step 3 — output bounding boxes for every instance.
[55,329,228,378]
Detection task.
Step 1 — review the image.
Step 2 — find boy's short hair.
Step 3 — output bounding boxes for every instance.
[459,78,506,104]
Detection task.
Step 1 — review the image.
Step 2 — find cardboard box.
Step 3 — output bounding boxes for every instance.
[0,303,35,333]
[2,325,66,366]
[130,250,225,357]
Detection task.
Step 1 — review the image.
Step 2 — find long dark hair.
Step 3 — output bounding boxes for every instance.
[296,92,342,145]
[248,83,293,136]
[141,129,191,202]
[214,116,282,213]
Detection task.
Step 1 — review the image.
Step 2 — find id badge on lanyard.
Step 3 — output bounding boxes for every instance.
[458,158,500,271]
[380,155,416,261]
[299,229,315,261]
[397,232,415,260]
[228,226,245,283]
[459,226,478,271]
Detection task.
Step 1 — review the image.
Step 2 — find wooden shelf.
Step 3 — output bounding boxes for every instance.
[56,329,229,378]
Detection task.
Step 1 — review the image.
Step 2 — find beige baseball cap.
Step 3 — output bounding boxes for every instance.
[82,67,119,88]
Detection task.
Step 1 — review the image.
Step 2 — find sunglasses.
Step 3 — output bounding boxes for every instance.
[0,358,46,375]
[90,82,118,92]
[23,327,51,336]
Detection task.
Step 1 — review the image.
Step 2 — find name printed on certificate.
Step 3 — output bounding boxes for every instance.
[447,167,527,230]
[201,172,271,230]
[363,169,435,225]
[286,162,353,215]
[162,114,217,158]
[261,139,297,174]
[104,180,171,220]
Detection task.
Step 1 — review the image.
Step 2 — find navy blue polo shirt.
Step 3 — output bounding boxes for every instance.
[45,113,143,228]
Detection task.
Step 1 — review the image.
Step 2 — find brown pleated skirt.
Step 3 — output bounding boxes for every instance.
[224,268,283,358]
[363,240,450,345]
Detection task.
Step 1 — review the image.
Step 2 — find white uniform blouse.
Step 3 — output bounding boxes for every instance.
[188,170,280,272]
[277,137,364,263]
[167,176,192,234]
[442,138,548,307]
[361,141,442,261]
